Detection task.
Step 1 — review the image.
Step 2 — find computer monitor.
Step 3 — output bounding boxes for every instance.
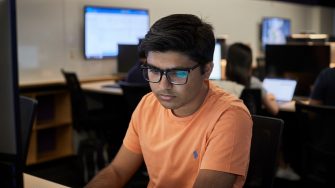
[265,44,330,96]
[216,37,227,59]
[0,0,24,187]
[261,17,291,50]
[84,6,149,59]
[209,42,222,80]
[117,44,139,74]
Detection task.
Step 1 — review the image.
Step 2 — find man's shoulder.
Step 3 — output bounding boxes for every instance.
[139,92,157,105]
[207,84,249,115]
[207,92,252,126]
[211,80,245,97]
[137,92,162,111]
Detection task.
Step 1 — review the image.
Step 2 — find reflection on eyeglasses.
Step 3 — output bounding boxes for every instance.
[141,64,200,85]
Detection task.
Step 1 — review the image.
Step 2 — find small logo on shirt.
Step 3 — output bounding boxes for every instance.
[193,151,198,159]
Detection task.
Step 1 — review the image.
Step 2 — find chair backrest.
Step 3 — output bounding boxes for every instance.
[118,81,151,117]
[295,101,335,186]
[240,88,262,115]
[244,115,284,188]
[61,69,88,130]
[19,96,37,165]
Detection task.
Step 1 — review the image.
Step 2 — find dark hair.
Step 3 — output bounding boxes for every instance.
[225,43,253,87]
[139,14,215,73]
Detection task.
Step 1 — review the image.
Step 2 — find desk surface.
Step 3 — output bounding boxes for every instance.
[81,80,308,112]
[20,75,121,89]
[278,99,309,112]
[24,173,69,188]
[278,101,296,112]
[81,80,123,95]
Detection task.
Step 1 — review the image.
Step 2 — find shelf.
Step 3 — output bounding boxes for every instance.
[35,121,71,130]
[21,86,74,165]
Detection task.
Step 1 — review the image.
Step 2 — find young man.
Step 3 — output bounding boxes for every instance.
[86,14,252,188]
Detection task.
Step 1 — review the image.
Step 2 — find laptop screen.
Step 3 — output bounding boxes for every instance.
[263,78,297,102]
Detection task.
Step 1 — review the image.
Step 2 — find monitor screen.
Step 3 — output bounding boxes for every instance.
[84,6,149,59]
[117,44,139,73]
[261,17,291,50]
[209,42,222,80]
[263,78,297,102]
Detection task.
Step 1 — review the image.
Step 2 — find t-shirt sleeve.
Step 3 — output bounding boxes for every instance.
[123,93,154,154]
[200,106,253,177]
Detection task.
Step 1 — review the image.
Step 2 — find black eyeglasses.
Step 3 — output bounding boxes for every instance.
[141,64,200,85]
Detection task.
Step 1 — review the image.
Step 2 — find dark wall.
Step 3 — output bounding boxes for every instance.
[275,0,335,8]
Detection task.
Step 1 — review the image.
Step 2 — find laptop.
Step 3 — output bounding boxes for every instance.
[262,78,297,104]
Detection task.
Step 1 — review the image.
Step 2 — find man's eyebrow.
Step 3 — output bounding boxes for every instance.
[146,63,194,71]
[145,63,160,70]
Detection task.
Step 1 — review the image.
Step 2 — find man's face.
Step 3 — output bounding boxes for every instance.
[146,51,211,117]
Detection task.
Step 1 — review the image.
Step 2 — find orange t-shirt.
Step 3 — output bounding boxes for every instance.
[123,81,252,188]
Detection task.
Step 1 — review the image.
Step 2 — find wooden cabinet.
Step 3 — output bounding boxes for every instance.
[20,84,74,165]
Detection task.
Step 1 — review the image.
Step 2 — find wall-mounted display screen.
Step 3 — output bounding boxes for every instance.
[209,42,222,80]
[84,6,149,59]
[261,17,291,50]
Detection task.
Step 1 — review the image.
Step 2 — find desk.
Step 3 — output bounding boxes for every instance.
[20,75,121,89]
[278,100,309,112]
[278,101,296,112]
[81,80,123,95]
[82,80,306,112]
[24,173,69,188]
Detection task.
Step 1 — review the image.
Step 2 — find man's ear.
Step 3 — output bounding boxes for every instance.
[203,62,213,79]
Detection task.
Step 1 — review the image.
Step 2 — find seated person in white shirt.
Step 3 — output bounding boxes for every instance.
[224,42,279,115]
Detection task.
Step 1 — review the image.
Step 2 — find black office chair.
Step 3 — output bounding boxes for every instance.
[61,69,127,182]
[295,101,335,187]
[118,80,151,177]
[240,88,262,115]
[244,115,284,188]
[118,81,151,118]
[19,96,38,166]
[61,69,126,133]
